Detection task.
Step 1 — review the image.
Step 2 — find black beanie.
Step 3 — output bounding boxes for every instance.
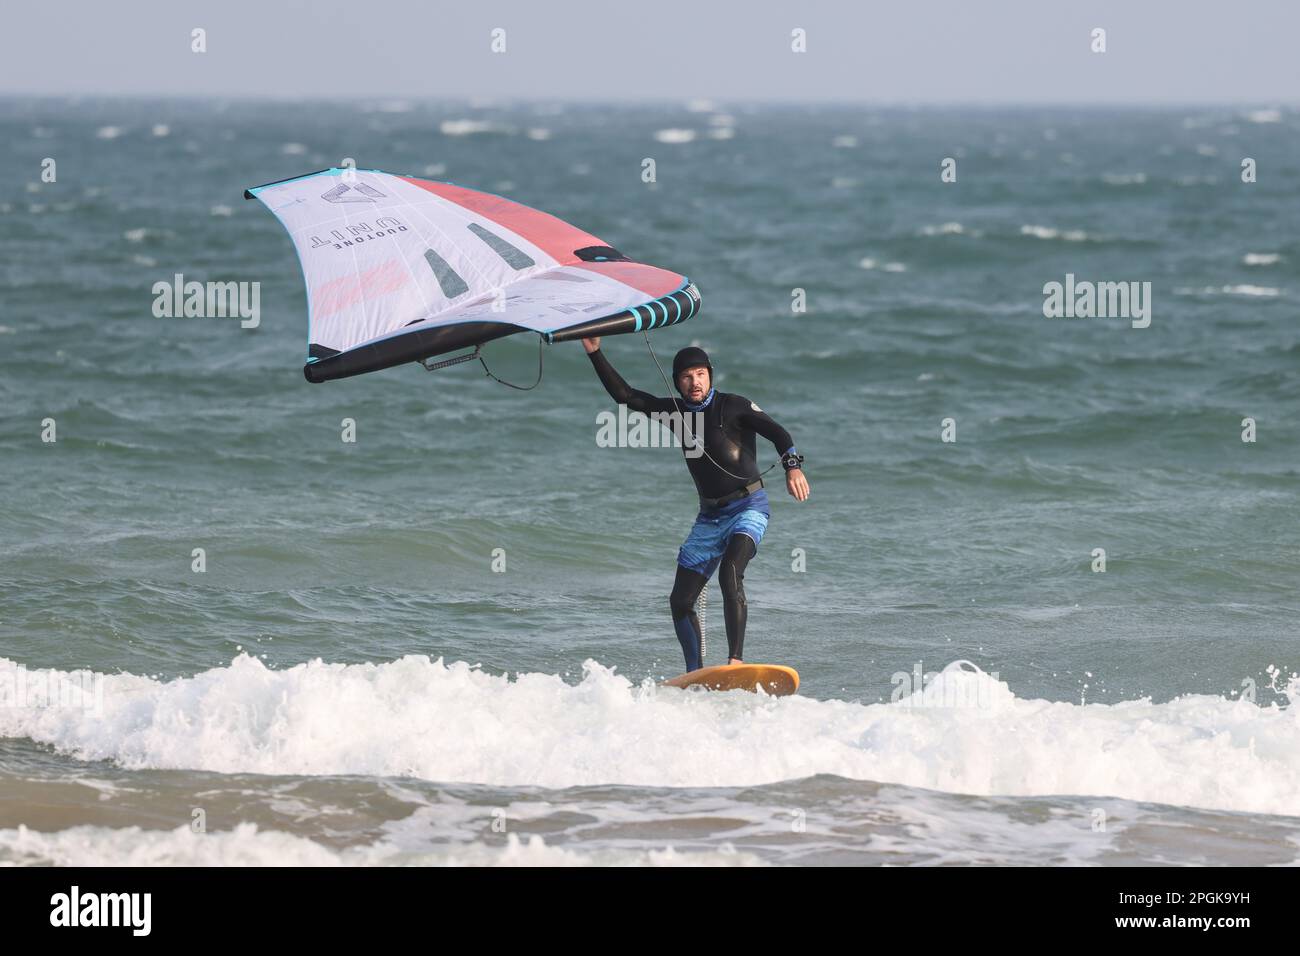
[672,346,712,379]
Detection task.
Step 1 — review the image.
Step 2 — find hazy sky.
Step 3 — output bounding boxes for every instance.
[3,0,1297,104]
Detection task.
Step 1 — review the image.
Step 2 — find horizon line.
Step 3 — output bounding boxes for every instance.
[1,92,1296,110]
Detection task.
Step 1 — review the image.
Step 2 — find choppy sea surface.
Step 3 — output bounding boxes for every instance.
[1,99,1298,865]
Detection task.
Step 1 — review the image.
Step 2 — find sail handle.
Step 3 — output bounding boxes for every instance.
[421,335,545,391]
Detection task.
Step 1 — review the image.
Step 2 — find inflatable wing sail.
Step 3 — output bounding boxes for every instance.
[244,168,701,383]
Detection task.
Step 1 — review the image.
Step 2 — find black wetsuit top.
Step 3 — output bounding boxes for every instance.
[587,348,795,501]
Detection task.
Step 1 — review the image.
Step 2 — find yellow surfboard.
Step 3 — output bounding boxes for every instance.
[662,663,800,696]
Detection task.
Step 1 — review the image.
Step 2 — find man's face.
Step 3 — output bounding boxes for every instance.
[676,365,710,402]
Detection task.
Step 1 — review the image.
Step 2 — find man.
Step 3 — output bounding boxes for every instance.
[581,337,809,672]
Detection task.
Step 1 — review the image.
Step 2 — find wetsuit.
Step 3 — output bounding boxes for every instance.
[587,348,797,670]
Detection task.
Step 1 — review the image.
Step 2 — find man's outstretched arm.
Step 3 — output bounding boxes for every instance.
[582,337,679,415]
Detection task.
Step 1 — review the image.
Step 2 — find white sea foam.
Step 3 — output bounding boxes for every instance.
[919,222,968,236]
[1101,172,1147,186]
[2,656,1298,817]
[1174,285,1281,297]
[653,128,696,144]
[857,258,907,272]
[1020,224,1089,242]
[0,823,763,867]
[440,120,498,136]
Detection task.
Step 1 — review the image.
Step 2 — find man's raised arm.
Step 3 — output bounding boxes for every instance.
[582,337,679,415]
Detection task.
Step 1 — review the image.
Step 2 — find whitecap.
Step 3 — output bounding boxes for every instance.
[440,119,496,136]
[653,128,696,144]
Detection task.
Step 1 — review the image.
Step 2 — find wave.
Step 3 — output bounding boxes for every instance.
[0,823,762,867]
[1174,284,1282,298]
[2,656,1297,817]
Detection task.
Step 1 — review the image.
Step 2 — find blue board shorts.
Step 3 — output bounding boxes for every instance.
[677,489,770,578]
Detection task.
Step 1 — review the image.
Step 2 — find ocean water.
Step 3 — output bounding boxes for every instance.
[1,98,1298,866]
